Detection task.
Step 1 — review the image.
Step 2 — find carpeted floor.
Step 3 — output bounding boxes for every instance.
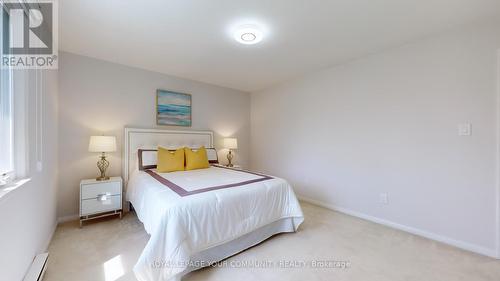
[44,202,500,281]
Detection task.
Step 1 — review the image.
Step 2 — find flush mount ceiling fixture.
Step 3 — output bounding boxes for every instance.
[234,25,263,45]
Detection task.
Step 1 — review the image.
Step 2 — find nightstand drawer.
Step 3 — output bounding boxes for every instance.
[81,181,121,200]
[81,195,121,216]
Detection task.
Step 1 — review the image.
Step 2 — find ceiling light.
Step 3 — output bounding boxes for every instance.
[234,26,263,45]
[241,32,256,42]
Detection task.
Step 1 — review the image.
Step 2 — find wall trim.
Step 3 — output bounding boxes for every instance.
[298,194,499,259]
[44,221,57,251]
[57,214,79,224]
[496,49,500,259]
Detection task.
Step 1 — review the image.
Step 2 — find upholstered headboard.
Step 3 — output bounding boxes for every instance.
[123,128,214,185]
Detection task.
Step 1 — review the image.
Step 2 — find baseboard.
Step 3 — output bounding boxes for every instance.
[298,194,499,259]
[43,220,57,251]
[57,214,79,224]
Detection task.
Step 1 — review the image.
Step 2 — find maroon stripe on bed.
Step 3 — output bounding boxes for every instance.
[144,166,273,197]
[144,170,190,196]
[212,164,272,178]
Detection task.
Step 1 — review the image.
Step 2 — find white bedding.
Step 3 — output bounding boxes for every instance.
[126,166,304,281]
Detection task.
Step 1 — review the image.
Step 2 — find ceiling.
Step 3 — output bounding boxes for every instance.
[60,0,500,92]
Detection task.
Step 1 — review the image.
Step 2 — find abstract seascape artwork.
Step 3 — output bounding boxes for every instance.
[156,89,192,126]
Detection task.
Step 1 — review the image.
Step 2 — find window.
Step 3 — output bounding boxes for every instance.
[0,8,14,185]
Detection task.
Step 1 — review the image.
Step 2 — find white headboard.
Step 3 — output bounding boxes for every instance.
[123,128,214,185]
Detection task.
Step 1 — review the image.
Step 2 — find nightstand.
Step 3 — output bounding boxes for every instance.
[79,177,122,227]
[215,164,242,170]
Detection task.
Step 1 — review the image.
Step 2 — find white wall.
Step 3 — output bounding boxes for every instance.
[0,69,59,281]
[57,52,251,219]
[251,20,500,257]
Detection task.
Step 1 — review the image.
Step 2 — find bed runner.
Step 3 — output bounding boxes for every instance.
[144,166,273,197]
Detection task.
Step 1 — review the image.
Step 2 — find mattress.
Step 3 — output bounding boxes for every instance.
[126,166,304,281]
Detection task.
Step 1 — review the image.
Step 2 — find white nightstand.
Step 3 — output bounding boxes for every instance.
[215,164,242,170]
[80,177,122,227]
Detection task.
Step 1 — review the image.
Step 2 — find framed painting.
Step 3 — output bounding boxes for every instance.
[156,89,192,126]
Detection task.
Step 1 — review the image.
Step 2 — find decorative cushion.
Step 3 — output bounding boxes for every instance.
[157,147,185,173]
[138,147,218,170]
[184,146,210,170]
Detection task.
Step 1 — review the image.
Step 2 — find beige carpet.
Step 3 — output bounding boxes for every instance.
[45,202,500,281]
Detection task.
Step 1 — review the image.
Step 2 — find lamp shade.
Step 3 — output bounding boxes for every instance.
[223,138,238,150]
[88,136,116,153]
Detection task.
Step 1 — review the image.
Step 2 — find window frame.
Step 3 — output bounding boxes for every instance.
[0,6,15,185]
[0,4,30,186]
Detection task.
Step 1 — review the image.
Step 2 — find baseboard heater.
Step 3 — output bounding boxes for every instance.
[23,253,49,281]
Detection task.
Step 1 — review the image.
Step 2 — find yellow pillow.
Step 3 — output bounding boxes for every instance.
[185,146,210,170]
[157,147,185,173]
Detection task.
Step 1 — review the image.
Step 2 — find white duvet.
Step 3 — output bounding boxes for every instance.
[126,166,304,281]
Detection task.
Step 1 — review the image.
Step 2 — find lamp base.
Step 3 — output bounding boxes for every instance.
[226,150,234,167]
[96,153,110,181]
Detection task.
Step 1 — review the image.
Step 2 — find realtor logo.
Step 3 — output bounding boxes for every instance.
[1,0,58,69]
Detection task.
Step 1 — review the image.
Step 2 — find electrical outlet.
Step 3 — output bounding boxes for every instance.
[36,161,43,172]
[379,193,388,205]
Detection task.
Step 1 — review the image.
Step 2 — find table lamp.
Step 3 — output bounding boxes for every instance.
[88,136,116,181]
[223,138,238,167]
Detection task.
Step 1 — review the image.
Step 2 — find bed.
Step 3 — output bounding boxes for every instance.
[123,128,304,281]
